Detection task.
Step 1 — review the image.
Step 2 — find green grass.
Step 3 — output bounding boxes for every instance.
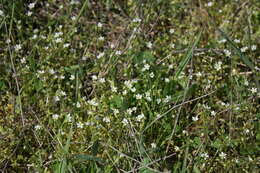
[0,0,259,172]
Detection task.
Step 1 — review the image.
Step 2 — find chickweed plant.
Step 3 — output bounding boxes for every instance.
[0,0,259,172]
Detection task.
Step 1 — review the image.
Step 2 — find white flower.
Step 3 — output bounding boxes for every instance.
[71,16,77,21]
[21,58,26,64]
[76,102,81,108]
[28,3,36,9]
[136,113,145,122]
[122,90,128,95]
[219,39,226,43]
[92,75,98,80]
[97,52,105,59]
[113,109,119,114]
[150,72,155,78]
[219,152,227,159]
[103,117,110,123]
[70,75,75,80]
[14,44,22,51]
[146,42,152,49]
[27,11,32,16]
[192,116,199,121]
[54,96,60,102]
[82,56,87,60]
[52,114,59,120]
[6,39,11,44]
[111,86,117,92]
[60,75,65,79]
[142,64,150,71]
[135,94,142,100]
[98,36,104,41]
[234,39,240,43]
[241,46,248,52]
[200,153,209,160]
[35,125,41,130]
[54,32,63,38]
[115,50,122,55]
[88,99,98,106]
[66,113,72,122]
[55,38,63,43]
[151,143,157,148]
[63,43,70,48]
[99,78,105,83]
[169,28,175,34]
[211,111,216,116]
[207,2,213,7]
[174,146,180,151]
[163,95,171,103]
[251,45,257,51]
[122,118,128,126]
[156,98,161,104]
[196,72,202,77]
[171,43,175,48]
[77,122,84,128]
[133,18,141,22]
[214,61,222,71]
[97,22,103,28]
[223,49,231,56]
[249,87,257,94]
[165,78,170,83]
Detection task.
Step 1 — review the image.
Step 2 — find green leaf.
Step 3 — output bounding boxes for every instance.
[73,154,104,163]
[110,95,123,108]
[175,30,202,79]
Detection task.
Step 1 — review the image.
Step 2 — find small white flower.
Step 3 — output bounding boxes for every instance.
[133,18,141,23]
[52,114,59,120]
[251,45,257,51]
[76,102,81,108]
[211,111,216,116]
[113,109,119,114]
[21,58,26,64]
[223,49,231,57]
[165,78,170,83]
[71,16,77,21]
[169,28,175,34]
[63,43,70,48]
[35,125,41,130]
[88,99,98,106]
[200,153,209,160]
[122,90,128,95]
[97,52,105,59]
[163,95,171,103]
[192,116,199,121]
[55,38,62,43]
[196,72,202,77]
[115,50,122,55]
[171,43,175,48]
[219,39,226,43]
[146,42,152,49]
[14,44,22,51]
[214,61,222,71]
[131,87,136,93]
[54,96,60,102]
[103,117,110,123]
[32,34,38,39]
[77,122,84,128]
[249,87,257,94]
[98,36,104,41]
[99,78,105,83]
[6,39,11,44]
[241,46,248,52]
[174,146,180,151]
[136,113,145,122]
[150,72,155,78]
[82,56,87,60]
[60,75,65,79]
[156,98,161,104]
[28,3,36,9]
[244,129,250,134]
[97,22,103,28]
[127,108,133,115]
[122,118,128,126]
[66,113,72,122]
[111,86,117,92]
[92,75,98,80]
[27,11,32,16]
[151,143,157,148]
[234,39,240,43]
[219,152,227,159]
[207,2,213,7]
[135,94,142,100]
[70,75,75,80]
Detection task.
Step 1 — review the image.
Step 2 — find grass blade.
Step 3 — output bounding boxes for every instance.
[174,30,202,79]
